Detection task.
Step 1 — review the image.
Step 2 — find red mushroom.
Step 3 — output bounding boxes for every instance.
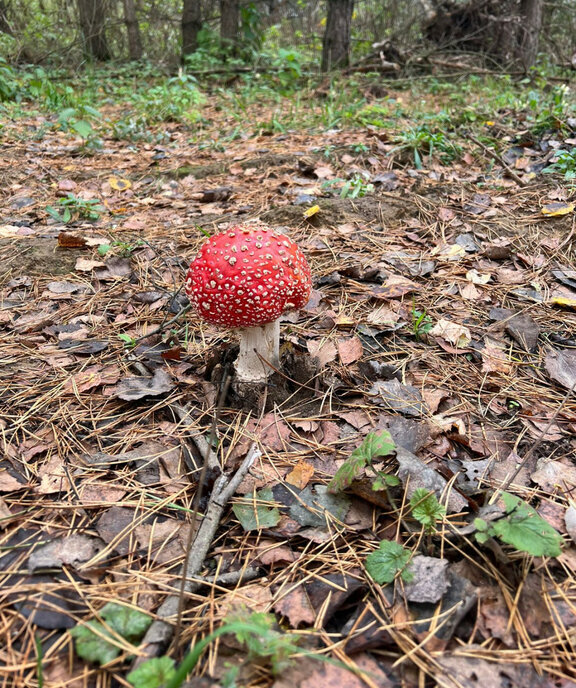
[186,224,312,384]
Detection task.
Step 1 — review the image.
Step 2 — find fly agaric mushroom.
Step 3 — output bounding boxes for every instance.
[185,224,311,385]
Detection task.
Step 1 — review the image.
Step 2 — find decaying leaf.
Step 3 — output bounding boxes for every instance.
[109,368,173,401]
[28,534,105,572]
[430,319,472,348]
[545,349,576,389]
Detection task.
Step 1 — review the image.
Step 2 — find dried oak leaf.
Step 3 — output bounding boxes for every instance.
[545,348,576,389]
[109,368,173,401]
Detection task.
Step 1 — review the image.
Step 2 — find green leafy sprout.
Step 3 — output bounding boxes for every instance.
[46,193,105,223]
[410,488,446,533]
[328,430,398,494]
[365,540,414,585]
[474,491,563,557]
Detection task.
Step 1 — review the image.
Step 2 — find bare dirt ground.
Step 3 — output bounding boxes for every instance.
[1,93,576,688]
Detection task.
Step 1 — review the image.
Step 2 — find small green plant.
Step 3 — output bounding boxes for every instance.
[70,602,152,666]
[365,540,414,584]
[391,125,462,168]
[128,611,301,688]
[0,57,20,102]
[98,239,143,258]
[543,148,576,184]
[57,105,102,147]
[410,489,446,533]
[411,306,433,340]
[132,72,204,124]
[328,430,398,493]
[46,194,105,223]
[118,334,137,348]
[474,491,563,557]
[322,174,374,199]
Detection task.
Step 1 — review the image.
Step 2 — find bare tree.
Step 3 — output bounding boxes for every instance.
[220,0,240,54]
[77,0,111,61]
[123,0,142,61]
[182,0,202,59]
[321,0,354,71]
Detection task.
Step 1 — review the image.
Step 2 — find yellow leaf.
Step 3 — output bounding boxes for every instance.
[303,205,320,218]
[551,296,576,309]
[541,202,575,217]
[108,176,132,191]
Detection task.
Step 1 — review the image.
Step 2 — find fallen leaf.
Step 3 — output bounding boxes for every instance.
[273,585,316,627]
[370,378,427,417]
[429,319,471,348]
[481,339,511,374]
[337,336,363,365]
[109,368,173,401]
[541,202,574,216]
[217,583,273,617]
[36,456,70,494]
[545,349,576,389]
[565,504,576,544]
[286,461,315,489]
[303,205,320,218]
[28,534,104,572]
[307,338,337,366]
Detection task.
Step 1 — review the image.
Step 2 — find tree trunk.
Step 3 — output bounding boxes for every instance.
[515,0,542,69]
[182,0,202,59]
[321,0,354,72]
[0,0,14,36]
[220,0,240,54]
[123,0,142,61]
[77,0,111,61]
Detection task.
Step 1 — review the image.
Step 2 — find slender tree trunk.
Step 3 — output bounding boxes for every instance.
[220,0,240,54]
[77,0,111,61]
[321,0,354,72]
[182,0,202,59]
[515,0,543,69]
[0,0,13,36]
[123,0,142,61]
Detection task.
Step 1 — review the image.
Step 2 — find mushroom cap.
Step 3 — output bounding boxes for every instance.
[185,225,312,327]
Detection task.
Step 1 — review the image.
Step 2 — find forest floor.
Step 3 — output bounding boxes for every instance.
[1,72,576,688]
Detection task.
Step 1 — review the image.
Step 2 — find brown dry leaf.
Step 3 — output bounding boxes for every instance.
[75,257,105,272]
[254,540,297,566]
[337,336,363,365]
[36,456,70,494]
[460,282,480,300]
[545,349,576,389]
[481,338,512,374]
[273,585,316,627]
[531,459,576,491]
[0,469,27,492]
[429,319,471,348]
[370,274,419,299]
[77,483,127,505]
[259,412,291,451]
[95,506,137,556]
[307,338,337,366]
[57,232,87,248]
[64,364,121,393]
[286,460,315,489]
[217,583,273,617]
[437,654,547,688]
[28,534,104,572]
[477,586,514,646]
[108,368,173,401]
[273,654,394,688]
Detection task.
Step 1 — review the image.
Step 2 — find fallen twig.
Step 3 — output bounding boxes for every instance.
[469,135,527,187]
[135,443,260,663]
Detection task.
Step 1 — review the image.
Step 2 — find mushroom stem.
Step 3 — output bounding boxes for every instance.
[235,320,280,383]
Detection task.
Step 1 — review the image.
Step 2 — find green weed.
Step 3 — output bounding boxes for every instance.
[46,194,105,223]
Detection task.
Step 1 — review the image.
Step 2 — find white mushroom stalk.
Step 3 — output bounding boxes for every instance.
[185,224,312,387]
[235,320,280,383]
